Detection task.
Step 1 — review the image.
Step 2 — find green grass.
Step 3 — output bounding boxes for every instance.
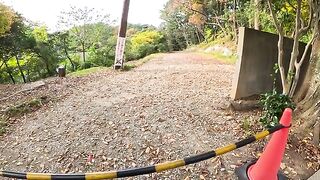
[186,36,238,64]
[69,67,109,77]
[5,97,47,117]
[123,53,164,71]
[69,53,164,75]
[122,64,137,71]
[197,52,237,64]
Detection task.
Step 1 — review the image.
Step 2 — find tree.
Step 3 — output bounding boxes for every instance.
[55,32,77,71]
[58,6,110,63]
[32,28,60,76]
[87,23,117,67]
[267,0,320,97]
[294,2,320,133]
[128,30,167,60]
[0,3,14,36]
[254,0,261,30]
[161,0,199,50]
[0,14,37,83]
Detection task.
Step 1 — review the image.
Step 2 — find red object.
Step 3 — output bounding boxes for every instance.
[248,108,292,180]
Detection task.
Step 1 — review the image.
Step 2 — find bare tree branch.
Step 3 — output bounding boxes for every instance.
[299,0,314,35]
[267,0,284,35]
[289,31,317,97]
[189,7,207,18]
[287,0,302,96]
[289,0,320,97]
[267,0,287,93]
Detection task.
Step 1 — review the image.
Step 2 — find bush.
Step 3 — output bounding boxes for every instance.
[259,89,296,128]
[80,61,94,70]
[128,30,167,60]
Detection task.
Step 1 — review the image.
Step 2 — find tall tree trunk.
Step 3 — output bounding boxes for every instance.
[165,28,174,52]
[289,30,317,97]
[41,58,52,76]
[287,0,302,96]
[278,34,288,94]
[254,0,260,30]
[62,37,76,71]
[64,47,75,71]
[267,0,288,94]
[195,29,201,44]
[27,69,30,82]
[81,42,86,63]
[182,26,190,46]
[297,34,320,132]
[15,55,26,83]
[3,60,15,84]
[233,0,238,42]
[45,62,51,76]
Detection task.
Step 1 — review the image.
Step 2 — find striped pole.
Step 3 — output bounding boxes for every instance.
[0,124,289,180]
[114,0,130,69]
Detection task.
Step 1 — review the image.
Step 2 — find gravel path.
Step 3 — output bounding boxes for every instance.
[0,53,265,179]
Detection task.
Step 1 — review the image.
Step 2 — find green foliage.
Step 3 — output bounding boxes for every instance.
[0,4,170,84]
[0,3,14,36]
[237,2,276,33]
[69,66,108,77]
[128,30,167,60]
[122,64,136,71]
[80,61,94,70]
[32,26,48,42]
[195,51,237,64]
[259,89,295,127]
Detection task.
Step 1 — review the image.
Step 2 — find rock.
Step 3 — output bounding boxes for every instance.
[230,165,237,169]
[228,100,261,111]
[226,116,234,121]
[157,118,166,122]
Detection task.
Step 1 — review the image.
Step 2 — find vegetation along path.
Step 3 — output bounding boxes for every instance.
[0,53,307,179]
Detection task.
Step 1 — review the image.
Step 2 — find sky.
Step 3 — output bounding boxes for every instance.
[1,0,169,31]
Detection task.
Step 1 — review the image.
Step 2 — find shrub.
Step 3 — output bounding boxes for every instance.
[122,64,136,71]
[80,61,94,70]
[259,89,295,128]
[128,30,167,60]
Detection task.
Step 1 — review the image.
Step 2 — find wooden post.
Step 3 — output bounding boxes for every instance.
[114,0,130,69]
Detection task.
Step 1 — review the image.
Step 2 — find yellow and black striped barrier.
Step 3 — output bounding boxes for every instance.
[0,124,289,180]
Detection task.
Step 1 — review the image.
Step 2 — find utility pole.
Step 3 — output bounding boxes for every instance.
[114,0,130,69]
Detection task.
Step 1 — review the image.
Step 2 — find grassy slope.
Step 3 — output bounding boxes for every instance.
[69,53,164,77]
[69,67,110,77]
[187,37,238,64]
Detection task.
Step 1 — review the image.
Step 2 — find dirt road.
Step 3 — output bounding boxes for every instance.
[0,53,283,179]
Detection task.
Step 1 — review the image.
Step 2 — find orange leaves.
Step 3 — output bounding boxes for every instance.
[188,3,206,26]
